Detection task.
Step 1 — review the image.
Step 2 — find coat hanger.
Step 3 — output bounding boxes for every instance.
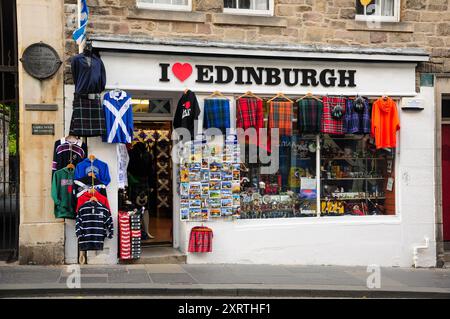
[184,88,189,94]
[206,90,228,99]
[238,91,262,101]
[296,92,322,102]
[267,92,293,103]
[66,162,75,170]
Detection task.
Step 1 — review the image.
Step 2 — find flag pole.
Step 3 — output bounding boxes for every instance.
[77,0,85,53]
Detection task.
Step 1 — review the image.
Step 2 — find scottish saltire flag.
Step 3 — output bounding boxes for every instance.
[72,0,89,45]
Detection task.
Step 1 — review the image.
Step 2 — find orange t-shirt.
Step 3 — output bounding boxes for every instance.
[371,97,400,149]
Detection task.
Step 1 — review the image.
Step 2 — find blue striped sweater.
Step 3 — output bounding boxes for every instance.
[76,201,113,251]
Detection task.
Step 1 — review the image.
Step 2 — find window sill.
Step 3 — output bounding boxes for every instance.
[346,20,413,33]
[127,7,206,23]
[213,13,287,27]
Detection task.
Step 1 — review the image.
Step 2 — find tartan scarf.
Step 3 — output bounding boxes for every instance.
[321,96,346,135]
[236,97,264,130]
[297,98,323,134]
[268,101,293,136]
[203,98,231,134]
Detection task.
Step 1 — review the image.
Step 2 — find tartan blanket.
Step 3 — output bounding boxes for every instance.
[203,98,230,134]
[268,101,293,136]
[69,96,106,137]
[188,226,213,253]
[321,96,346,135]
[236,97,264,130]
[297,98,323,134]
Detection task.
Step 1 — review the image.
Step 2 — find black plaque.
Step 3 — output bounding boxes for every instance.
[32,124,55,135]
[20,42,62,80]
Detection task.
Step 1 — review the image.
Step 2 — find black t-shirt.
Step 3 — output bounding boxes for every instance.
[173,90,200,139]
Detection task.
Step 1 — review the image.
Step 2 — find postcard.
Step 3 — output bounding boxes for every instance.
[189,208,202,220]
[201,158,209,170]
[200,170,209,181]
[180,168,189,183]
[209,190,221,199]
[189,170,201,182]
[189,182,201,192]
[208,198,221,208]
[221,189,232,199]
[190,199,202,208]
[221,198,233,208]
[221,171,233,181]
[180,183,189,196]
[233,194,240,206]
[209,161,222,172]
[201,208,209,221]
[180,209,189,221]
[210,208,221,218]
[221,181,232,190]
[232,182,240,194]
[221,207,233,216]
[232,170,240,181]
[210,171,221,181]
[222,163,231,172]
[209,180,221,190]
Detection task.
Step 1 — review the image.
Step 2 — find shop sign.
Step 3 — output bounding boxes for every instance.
[159,63,356,88]
[401,98,424,110]
[32,124,55,135]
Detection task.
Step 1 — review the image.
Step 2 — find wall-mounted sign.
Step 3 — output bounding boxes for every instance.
[101,52,417,96]
[32,124,55,135]
[401,98,424,110]
[20,42,62,80]
[25,104,58,111]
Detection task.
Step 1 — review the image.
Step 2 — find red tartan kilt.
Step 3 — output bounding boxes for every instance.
[188,227,213,253]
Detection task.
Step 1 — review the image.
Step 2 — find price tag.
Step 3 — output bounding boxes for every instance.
[386,177,394,191]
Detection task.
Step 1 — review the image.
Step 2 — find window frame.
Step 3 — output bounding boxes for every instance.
[136,0,193,12]
[354,0,401,23]
[223,0,274,16]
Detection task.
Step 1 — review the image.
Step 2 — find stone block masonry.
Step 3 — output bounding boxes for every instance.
[63,0,450,81]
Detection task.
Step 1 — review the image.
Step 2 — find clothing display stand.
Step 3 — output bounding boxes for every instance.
[119,209,142,260]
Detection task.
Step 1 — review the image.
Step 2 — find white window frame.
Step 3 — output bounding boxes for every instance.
[136,0,192,12]
[355,0,401,23]
[223,0,274,16]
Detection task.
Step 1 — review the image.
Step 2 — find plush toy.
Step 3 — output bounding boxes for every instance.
[352,204,364,216]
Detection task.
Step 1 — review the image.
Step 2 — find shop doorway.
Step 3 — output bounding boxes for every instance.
[442,96,450,245]
[128,121,173,246]
[0,0,19,261]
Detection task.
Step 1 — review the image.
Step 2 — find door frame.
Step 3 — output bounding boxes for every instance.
[436,75,450,266]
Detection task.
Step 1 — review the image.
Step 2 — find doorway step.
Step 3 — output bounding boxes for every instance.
[444,251,450,269]
[120,246,186,264]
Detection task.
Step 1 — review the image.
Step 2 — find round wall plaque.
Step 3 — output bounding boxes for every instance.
[20,42,62,80]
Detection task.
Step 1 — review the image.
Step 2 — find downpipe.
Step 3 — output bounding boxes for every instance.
[413,237,430,268]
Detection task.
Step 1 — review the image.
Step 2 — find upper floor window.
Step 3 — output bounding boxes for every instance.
[137,0,192,11]
[224,0,274,16]
[355,0,400,22]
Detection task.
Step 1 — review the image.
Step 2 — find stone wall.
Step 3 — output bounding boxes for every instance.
[63,0,450,83]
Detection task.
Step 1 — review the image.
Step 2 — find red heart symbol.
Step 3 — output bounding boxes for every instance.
[184,101,191,109]
[172,62,193,82]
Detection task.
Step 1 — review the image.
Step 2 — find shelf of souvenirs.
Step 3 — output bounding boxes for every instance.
[320,197,386,201]
[320,177,384,180]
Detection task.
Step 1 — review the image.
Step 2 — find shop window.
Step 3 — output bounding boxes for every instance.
[320,135,395,217]
[442,96,450,120]
[355,0,400,22]
[136,0,192,11]
[132,98,172,117]
[223,0,273,16]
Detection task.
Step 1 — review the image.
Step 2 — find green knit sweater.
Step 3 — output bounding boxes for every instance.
[51,167,75,219]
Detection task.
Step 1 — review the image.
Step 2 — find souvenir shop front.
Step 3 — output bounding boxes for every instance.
[60,40,436,267]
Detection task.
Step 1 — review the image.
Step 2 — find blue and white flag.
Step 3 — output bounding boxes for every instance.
[72,0,89,45]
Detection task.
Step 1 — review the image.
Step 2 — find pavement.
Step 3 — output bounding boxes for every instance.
[1,263,450,298]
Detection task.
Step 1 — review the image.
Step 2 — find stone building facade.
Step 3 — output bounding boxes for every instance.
[62,0,450,80]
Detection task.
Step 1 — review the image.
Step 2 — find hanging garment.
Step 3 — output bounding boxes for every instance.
[371,97,400,149]
[51,167,75,219]
[297,98,323,134]
[72,175,107,211]
[74,157,111,186]
[236,97,264,131]
[188,226,213,253]
[344,98,371,134]
[203,98,231,135]
[321,96,346,135]
[268,101,293,136]
[71,52,106,95]
[173,90,201,139]
[75,190,110,213]
[117,144,130,189]
[69,96,106,137]
[102,90,134,143]
[76,201,113,251]
[52,137,87,173]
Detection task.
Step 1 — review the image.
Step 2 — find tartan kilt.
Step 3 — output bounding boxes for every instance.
[69,97,106,137]
[188,226,213,253]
